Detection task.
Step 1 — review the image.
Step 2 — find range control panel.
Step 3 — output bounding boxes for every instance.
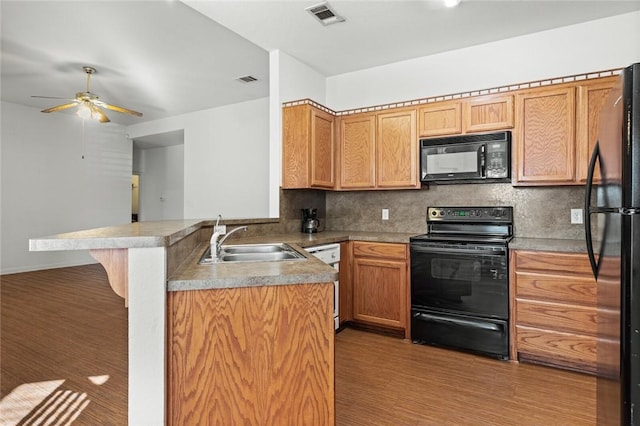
[427,206,513,222]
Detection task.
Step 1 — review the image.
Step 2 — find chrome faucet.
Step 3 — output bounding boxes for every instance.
[210,226,248,259]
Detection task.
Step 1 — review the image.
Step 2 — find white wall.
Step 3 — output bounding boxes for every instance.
[1,102,131,273]
[326,11,640,110]
[138,145,184,221]
[278,50,327,104]
[184,98,269,219]
[268,50,328,216]
[127,97,270,220]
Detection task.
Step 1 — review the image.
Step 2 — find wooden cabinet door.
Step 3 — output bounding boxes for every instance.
[282,104,335,189]
[282,104,311,188]
[339,113,376,189]
[310,108,335,188]
[352,242,408,331]
[353,257,407,329]
[376,109,419,188]
[463,94,514,133]
[514,87,576,185]
[575,77,617,184]
[418,101,462,137]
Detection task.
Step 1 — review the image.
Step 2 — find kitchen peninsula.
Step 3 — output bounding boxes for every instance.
[29,220,338,425]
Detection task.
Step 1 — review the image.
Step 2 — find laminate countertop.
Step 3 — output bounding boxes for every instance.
[509,237,589,253]
[168,230,418,291]
[30,221,417,292]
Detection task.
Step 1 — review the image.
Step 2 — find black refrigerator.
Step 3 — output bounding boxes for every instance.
[585,62,640,425]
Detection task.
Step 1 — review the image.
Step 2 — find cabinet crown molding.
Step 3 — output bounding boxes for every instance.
[282,67,622,118]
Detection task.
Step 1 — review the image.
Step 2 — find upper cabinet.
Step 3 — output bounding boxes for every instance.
[418,100,462,137]
[463,94,514,133]
[418,94,514,137]
[337,108,419,190]
[338,113,376,189]
[575,77,617,184]
[377,109,419,188]
[282,72,619,190]
[514,86,576,185]
[282,104,335,189]
[513,76,617,186]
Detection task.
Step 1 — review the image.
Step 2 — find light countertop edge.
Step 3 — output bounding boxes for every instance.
[28,218,280,251]
[29,220,206,251]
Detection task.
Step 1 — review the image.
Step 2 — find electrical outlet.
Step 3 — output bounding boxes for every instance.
[571,209,583,224]
[382,208,389,221]
[214,225,226,234]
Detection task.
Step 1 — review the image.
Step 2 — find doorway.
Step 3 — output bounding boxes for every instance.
[131,174,139,222]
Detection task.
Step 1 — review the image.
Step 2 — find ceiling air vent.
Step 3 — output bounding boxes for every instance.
[236,75,258,83]
[306,2,345,26]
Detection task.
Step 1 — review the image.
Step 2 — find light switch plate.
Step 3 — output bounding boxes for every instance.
[214,225,226,234]
[382,208,389,221]
[571,209,583,224]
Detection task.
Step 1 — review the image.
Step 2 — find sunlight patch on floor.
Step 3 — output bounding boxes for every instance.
[0,378,95,426]
[87,375,109,386]
[0,380,65,426]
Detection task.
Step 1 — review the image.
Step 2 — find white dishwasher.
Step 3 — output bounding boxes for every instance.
[304,243,340,330]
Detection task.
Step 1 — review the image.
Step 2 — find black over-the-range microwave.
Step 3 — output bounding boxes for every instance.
[420,131,511,184]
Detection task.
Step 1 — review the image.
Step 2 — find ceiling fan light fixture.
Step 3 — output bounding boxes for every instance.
[77,102,93,120]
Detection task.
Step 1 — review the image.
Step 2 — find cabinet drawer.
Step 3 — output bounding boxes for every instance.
[353,241,407,260]
[516,299,597,335]
[513,250,593,275]
[515,271,596,305]
[516,325,596,367]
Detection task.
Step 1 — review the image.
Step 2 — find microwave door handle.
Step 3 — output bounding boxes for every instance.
[480,145,486,178]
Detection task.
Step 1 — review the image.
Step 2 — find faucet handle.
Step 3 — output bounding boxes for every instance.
[214,214,226,234]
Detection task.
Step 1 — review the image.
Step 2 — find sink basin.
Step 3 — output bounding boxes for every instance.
[223,244,287,254]
[199,243,307,264]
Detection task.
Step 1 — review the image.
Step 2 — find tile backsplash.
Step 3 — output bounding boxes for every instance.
[292,183,587,239]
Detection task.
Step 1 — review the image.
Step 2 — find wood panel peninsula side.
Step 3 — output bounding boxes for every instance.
[29,220,338,425]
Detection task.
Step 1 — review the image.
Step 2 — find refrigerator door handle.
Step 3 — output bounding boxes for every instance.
[585,142,600,279]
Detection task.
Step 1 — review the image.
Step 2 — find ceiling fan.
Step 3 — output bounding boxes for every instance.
[32,66,143,123]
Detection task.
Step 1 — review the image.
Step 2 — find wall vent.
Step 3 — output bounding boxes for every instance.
[306,2,345,26]
[236,75,258,83]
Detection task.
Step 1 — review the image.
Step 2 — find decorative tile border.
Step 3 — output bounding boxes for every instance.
[282,68,623,116]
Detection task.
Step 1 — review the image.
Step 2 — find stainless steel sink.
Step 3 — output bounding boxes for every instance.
[199,243,307,264]
[223,244,287,254]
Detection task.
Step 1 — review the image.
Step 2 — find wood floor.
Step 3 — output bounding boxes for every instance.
[2,264,596,425]
[1,265,128,425]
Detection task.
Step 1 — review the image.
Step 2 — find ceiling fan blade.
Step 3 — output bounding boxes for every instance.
[32,95,75,100]
[98,102,143,117]
[41,102,79,113]
[90,104,110,123]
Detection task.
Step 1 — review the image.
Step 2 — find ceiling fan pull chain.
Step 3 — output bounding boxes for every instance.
[81,119,85,160]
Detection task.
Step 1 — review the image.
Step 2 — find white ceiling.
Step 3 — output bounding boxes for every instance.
[187,0,640,77]
[2,0,640,146]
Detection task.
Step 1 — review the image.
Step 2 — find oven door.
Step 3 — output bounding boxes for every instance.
[410,242,508,319]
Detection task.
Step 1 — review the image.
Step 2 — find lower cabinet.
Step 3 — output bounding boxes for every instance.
[511,250,597,374]
[352,241,409,337]
[167,283,335,424]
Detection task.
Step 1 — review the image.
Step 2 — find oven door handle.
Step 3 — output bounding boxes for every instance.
[413,312,502,332]
[410,245,506,256]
